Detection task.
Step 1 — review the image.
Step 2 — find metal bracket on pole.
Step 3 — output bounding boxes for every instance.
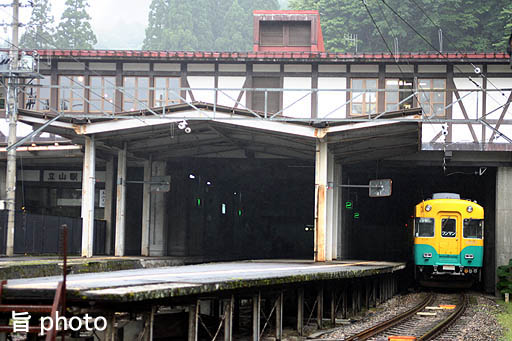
[336,179,392,197]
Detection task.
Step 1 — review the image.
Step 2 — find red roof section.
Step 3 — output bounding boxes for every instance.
[32,49,510,61]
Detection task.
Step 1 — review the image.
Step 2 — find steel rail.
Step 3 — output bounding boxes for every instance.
[418,293,468,340]
[344,293,435,341]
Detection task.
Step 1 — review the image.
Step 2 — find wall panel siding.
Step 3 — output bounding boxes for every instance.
[187,76,215,103]
[317,77,346,118]
[283,77,311,118]
[217,77,246,108]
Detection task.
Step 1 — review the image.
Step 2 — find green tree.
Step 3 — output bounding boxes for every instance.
[55,0,97,49]
[142,0,279,51]
[214,0,248,51]
[494,2,512,51]
[142,0,170,50]
[20,0,55,49]
[289,0,511,53]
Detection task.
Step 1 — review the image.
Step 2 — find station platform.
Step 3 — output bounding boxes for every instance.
[2,259,405,302]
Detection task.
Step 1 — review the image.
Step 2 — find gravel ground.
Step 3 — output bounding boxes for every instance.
[321,292,426,340]
[314,292,505,341]
[433,293,505,341]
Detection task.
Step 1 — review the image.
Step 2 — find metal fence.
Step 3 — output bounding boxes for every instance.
[0,210,106,255]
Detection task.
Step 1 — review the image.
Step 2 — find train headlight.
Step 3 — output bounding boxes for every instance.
[467,206,473,213]
[465,254,474,259]
[423,253,432,258]
[425,204,432,212]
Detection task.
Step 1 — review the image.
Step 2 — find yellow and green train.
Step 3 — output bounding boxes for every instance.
[413,193,484,283]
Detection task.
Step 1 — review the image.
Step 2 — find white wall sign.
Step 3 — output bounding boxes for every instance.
[43,170,82,182]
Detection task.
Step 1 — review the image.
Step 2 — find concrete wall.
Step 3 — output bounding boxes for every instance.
[495,167,512,292]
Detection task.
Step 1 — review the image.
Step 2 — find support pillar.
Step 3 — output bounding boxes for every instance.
[142,307,155,341]
[224,295,234,341]
[316,285,323,329]
[81,136,95,257]
[315,140,334,261]
[104,157,114,255]
[141,158,151,256]
[334,163,342,259]
[496,167,512,295]
[252,292,261,341]
[188,300,199,341]
[330,288,336,327]
[297,287,304,336]
[149,161,168,256]
[105,314,116,341]
[115,143,127,257]
[275,291,283,340]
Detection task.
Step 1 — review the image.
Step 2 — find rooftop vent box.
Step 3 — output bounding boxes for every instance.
[432,193,461,199]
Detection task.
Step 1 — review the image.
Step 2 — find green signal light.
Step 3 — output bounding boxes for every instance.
[238,209,242,216]
[345,201,353,209]
[196,198,201,207]
[354,212,360,219]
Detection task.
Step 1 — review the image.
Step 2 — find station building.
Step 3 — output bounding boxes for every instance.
[0,10,511,293]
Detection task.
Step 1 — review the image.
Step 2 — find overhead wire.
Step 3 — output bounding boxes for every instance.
[360,0,438,132]
[408,0,507,98]
[379,0,512,142]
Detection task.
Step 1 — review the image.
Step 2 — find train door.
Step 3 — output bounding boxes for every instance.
[438,212,461,264]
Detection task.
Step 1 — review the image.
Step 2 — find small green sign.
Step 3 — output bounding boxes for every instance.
[354,212,360,219]
[345,201,353,209]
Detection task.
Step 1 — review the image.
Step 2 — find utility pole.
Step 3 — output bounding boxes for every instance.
[6,0,19,256]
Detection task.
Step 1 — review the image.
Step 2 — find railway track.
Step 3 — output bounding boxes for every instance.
[314,292,468,341]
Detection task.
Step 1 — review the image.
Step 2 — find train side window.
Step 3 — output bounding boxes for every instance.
[441,218,456,237]
[463,219,483,239]
[415,217,434,237]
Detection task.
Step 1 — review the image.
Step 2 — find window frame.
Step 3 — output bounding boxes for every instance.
[463,218,484,239]
[59,75,85,112]
[154,77,181,107]
[418,78,447,117]
[385,78,414,112]
[122,76,150,111]
[440,218,457,238]
[89,76,116,113]
[350,78,378,117]
[414,217,435,238]
[25,75,51,111]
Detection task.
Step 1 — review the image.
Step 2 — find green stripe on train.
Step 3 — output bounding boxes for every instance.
[414,244,483,267]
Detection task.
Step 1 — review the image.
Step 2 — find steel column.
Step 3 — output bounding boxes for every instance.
[314,140,333,262]
[224,295,234,341]
[252,292,260,341]
[297,287,304,335]
[316,285,324,329]
[275,291,283,340]
[81,136,96,257]
[104,157,114,255]
[141,158,151,256]
[115,143,127,256]
[188,300,199,341]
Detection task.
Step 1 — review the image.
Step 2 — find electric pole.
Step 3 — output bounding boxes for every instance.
[6,0,19,256]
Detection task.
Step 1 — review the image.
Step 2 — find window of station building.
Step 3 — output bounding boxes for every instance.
[25,76,51,111]
[385,78,414,112]
[260,21,311,47]
[463,219,483,239]
[418,78,446,117]
[154,77,181,107]
[251,77,280,114]
[59,76,85,112]
[414,217,434,237]
[350,79,377,116]
[123,77,149,111]
[441,218,456,238]
[89,76,115,113]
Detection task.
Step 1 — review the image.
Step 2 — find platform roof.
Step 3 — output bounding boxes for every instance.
[18,103,421,164]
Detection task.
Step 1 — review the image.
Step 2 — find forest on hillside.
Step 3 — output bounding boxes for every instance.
[19,0,512,53]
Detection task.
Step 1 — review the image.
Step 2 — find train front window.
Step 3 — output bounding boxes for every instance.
[415,217,434,237]
[441,218,456,238]
[463,219,483,239]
